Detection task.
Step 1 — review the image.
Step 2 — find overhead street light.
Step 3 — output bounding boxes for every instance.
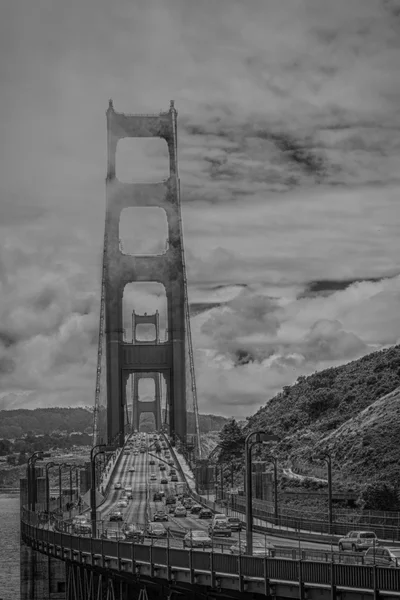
[314,451,333,532]
[90,444,116,537]
[245,431,279,553]
[27,451,51,512]
[45,462,60,516]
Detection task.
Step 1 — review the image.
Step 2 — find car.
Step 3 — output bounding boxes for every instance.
[338,531,378,552]
[109,511,124,522]
[147,523,167,537]
[124,451,130,456]
[153,492,162,502]
[124,486,133,493]
[199,509,213,520]
[230,540,276,556]
[154,511,168,522]
[209,522,232,537]
[170,475,178,482]
[71,517,91,535]
[160,478,168,485]
[150,475,157,481]
[174,505,187,517]
[133,451,139,455]
[165,495,176,505]
[364,547,400,567]
[169,469,176,476]
[140,448,145,453]
[168,461,174,467]
[128,468,135,473]
[160,465,166,471]
[183,530,212,549]
[126,492,133,499]
[117,500,128,508]
[100,530,126,541]
[190,505,203,515]
[114,483,122,490]
[227,517,243,531]
[167,505,175,514]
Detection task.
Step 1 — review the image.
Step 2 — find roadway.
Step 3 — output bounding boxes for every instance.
[96,433,338,554]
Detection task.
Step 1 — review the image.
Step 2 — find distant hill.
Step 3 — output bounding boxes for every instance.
[0,406,227,440]
[246,345,400,485]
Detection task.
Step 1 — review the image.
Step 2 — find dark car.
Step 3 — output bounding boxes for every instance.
[199,509,213,520]
[123,524,145,543]
[159,464,166,471]
[169,469,176,476]
[227,517,243,531]
[109,511,124,522]
[165,495,176,505]
[147,523,167,537]
[154,511,168,522]
[153,492,162,501]
[209,522,232,537]
[149,460,155,465]
[190,505,203,515]
[171,475,178,482]
[161,478,168,484]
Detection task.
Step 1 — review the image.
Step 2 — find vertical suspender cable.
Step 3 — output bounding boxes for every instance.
[92,223,107,447]
[170,102,202,459]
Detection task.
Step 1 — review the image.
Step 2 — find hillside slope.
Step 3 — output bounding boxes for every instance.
[246,345,400,484]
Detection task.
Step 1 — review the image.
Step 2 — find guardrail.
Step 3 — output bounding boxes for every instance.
[21,509,400,596]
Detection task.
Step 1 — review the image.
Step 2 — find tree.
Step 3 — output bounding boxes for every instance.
[218,419,245,462]
[358,482,400,511]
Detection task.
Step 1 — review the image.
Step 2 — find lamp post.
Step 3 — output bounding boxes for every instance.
[245,431,279,553]
[265,455,279,522]
[317,452,333,532]
[58,463,70,512]
[45,462,59,516]
[90,444,116,537]
[27,451,51,512]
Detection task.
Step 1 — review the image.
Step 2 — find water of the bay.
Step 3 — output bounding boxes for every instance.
[0,491,20,600]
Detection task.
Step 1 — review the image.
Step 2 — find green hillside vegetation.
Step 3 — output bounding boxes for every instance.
[245,345,400,489]
[0,407,94,439]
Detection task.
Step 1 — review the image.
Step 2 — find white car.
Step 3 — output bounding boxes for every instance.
[117,499,128,508]
[114,482,122,490]
[124,486,133,493]
[211,513,228,527]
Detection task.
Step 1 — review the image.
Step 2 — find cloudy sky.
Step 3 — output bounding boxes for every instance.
[1,0,400,418]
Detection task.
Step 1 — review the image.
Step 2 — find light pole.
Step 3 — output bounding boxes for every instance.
[27,451,51,511]
[265,455,279,522]
[58,463,70,512]
[45,462,59,515]
[245,431,279,553]
[317,452,333,532]
[90,444,116,537]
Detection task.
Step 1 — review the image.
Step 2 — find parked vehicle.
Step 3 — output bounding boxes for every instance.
[183,530,212,549]
[364,547,400,567]
[338,531,378,552]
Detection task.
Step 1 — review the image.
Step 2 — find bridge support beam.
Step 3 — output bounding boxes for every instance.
[132,372,162,431]
[105,101,186,447]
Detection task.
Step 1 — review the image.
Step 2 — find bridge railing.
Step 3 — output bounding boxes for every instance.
[20,508,400,595]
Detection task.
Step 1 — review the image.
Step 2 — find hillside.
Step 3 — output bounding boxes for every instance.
[246,345,400,485]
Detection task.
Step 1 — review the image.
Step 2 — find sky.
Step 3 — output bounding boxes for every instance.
[0,0,400,418]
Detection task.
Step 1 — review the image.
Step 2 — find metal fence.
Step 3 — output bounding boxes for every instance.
[20,509,400,595]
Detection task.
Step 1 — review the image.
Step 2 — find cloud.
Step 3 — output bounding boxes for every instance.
[0,0,399,418]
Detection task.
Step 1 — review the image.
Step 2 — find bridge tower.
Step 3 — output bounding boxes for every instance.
[105,100,186,447]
